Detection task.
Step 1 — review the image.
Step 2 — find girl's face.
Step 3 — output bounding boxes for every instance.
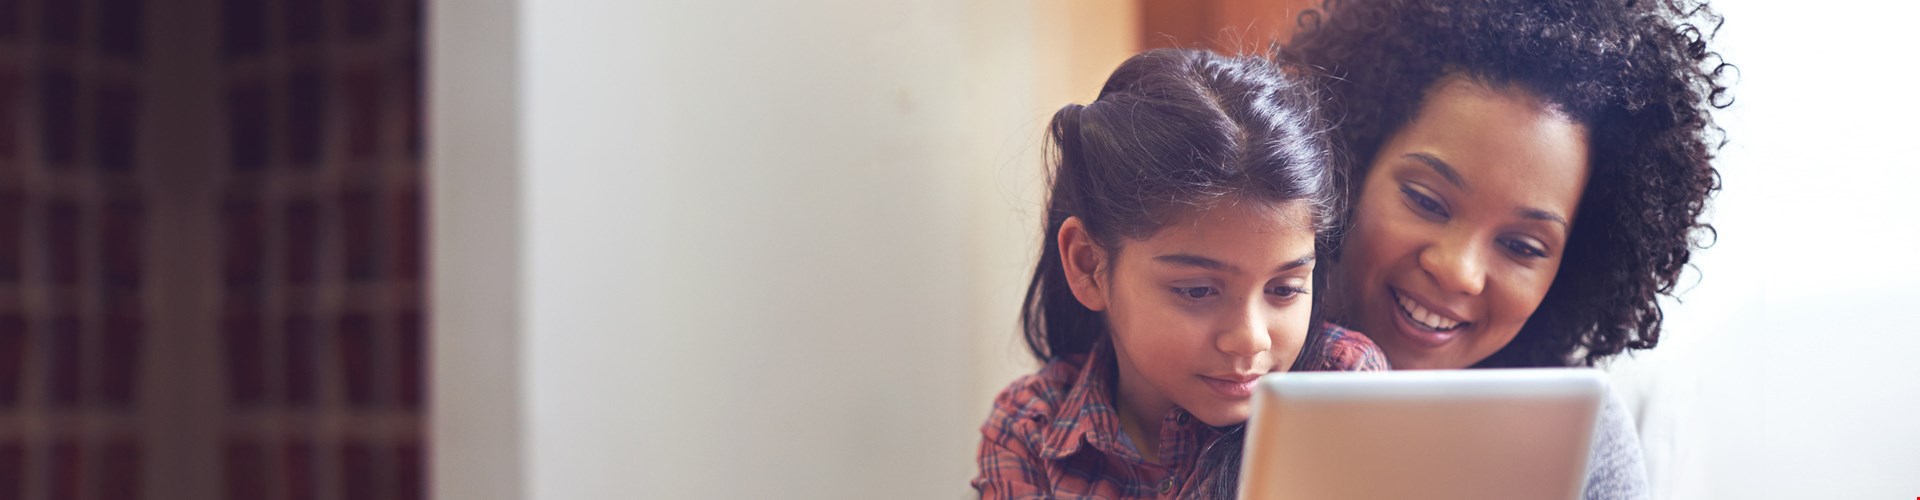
[1061,200,1318,427]
[1329,77,1591,370]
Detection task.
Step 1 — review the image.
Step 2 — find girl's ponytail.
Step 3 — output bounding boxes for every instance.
[1020,104,1105,361]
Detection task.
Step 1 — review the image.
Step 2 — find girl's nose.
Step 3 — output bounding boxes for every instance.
[1218,298,1272,357]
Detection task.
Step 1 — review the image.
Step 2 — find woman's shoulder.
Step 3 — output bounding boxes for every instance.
[1584,389,1650,500]
[1306,323,1392,372]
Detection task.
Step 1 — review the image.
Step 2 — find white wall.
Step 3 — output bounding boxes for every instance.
[434,1,1062,498]
[520,3,984,498]
[1608,0,1920,498]
[430,0,524,498]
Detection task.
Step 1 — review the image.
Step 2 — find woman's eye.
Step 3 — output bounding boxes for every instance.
[1400,185,1449,218]
[1172,286,1218,300]
[1499,238,1548,259]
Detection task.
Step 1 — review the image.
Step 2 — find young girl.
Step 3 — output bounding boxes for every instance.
[970,49,1387,498]
[1284,0,1732,498]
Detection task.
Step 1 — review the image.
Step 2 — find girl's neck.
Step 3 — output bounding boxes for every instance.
[1111,344,1174,463]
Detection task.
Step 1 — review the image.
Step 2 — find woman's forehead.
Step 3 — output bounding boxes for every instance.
[1387,80,1592,211]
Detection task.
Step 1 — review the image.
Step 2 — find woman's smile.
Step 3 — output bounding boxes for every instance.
[1387,287,1469,348]
[1330,77,1590,370]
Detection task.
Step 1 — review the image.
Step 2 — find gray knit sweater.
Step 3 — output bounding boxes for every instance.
[1585,390,1650,500]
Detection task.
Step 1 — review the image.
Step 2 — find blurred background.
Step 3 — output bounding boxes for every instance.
[1,0,1916,499]
[1,0,423,498]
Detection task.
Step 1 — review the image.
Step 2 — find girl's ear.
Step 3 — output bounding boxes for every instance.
[1058,217,1111,312]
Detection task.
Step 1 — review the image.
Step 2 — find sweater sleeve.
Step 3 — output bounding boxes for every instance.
[1584,389,1650,500]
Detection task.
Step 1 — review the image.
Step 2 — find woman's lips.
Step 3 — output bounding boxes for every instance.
[1199,374,1261,399]
[1389,288,1464,348]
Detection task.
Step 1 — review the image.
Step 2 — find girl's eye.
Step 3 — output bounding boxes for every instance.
[1499,238,1549,259]
[1268,285,1308,299]
[1400,184,1449,219]
[1172,286,1219,300]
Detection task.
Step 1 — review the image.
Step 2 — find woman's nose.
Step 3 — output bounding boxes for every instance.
[1420,231,1487,296]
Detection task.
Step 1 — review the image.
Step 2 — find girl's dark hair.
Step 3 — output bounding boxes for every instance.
[1284,0,1733,368]
[1018,48,1339,365]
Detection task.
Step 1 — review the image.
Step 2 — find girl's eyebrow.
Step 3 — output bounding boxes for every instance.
[1153,253,1316,275]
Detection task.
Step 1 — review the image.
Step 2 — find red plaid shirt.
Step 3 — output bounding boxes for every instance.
[972,324,1388,499]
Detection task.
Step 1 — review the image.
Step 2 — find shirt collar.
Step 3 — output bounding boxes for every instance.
[1038,340,1222,463]
[1038,340,1124,461]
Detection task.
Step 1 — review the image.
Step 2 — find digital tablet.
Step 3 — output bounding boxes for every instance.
[1237,368,1607,500]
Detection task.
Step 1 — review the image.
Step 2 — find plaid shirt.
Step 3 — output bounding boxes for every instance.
[972,324,1388,499]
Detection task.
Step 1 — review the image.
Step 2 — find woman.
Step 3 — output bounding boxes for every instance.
[1284,0,1732,497]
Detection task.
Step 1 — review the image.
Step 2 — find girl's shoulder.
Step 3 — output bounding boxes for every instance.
[974,354,1099,492]
[983,354,1090,429]
[1307,323,1393,372]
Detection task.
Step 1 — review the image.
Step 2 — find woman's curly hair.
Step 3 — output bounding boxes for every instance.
[1282,0,1734,367]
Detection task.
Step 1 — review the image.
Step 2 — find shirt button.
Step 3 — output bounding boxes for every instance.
[1159,477,1175,495]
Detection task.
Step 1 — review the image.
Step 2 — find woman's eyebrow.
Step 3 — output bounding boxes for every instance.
[1404,152,1469,191]
[1516,207,1570,229]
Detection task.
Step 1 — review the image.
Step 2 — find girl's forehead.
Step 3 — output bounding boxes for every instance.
[1162,198,1316,236]
[1126,200,1318,263]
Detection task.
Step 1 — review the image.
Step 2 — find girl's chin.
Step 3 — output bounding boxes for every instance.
[1185,404,1252,427]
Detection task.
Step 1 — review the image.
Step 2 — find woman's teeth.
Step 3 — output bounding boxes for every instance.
[1396,292,1464,331]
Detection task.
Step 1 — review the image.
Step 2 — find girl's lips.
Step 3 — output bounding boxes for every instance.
[1199,374,1260,399]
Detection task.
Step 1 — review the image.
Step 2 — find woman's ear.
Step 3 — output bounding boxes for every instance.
[1058,217,1111,312]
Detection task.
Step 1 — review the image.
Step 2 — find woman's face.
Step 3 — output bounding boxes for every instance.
[1061,200,1318,426]
[1330,77,1591,370]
